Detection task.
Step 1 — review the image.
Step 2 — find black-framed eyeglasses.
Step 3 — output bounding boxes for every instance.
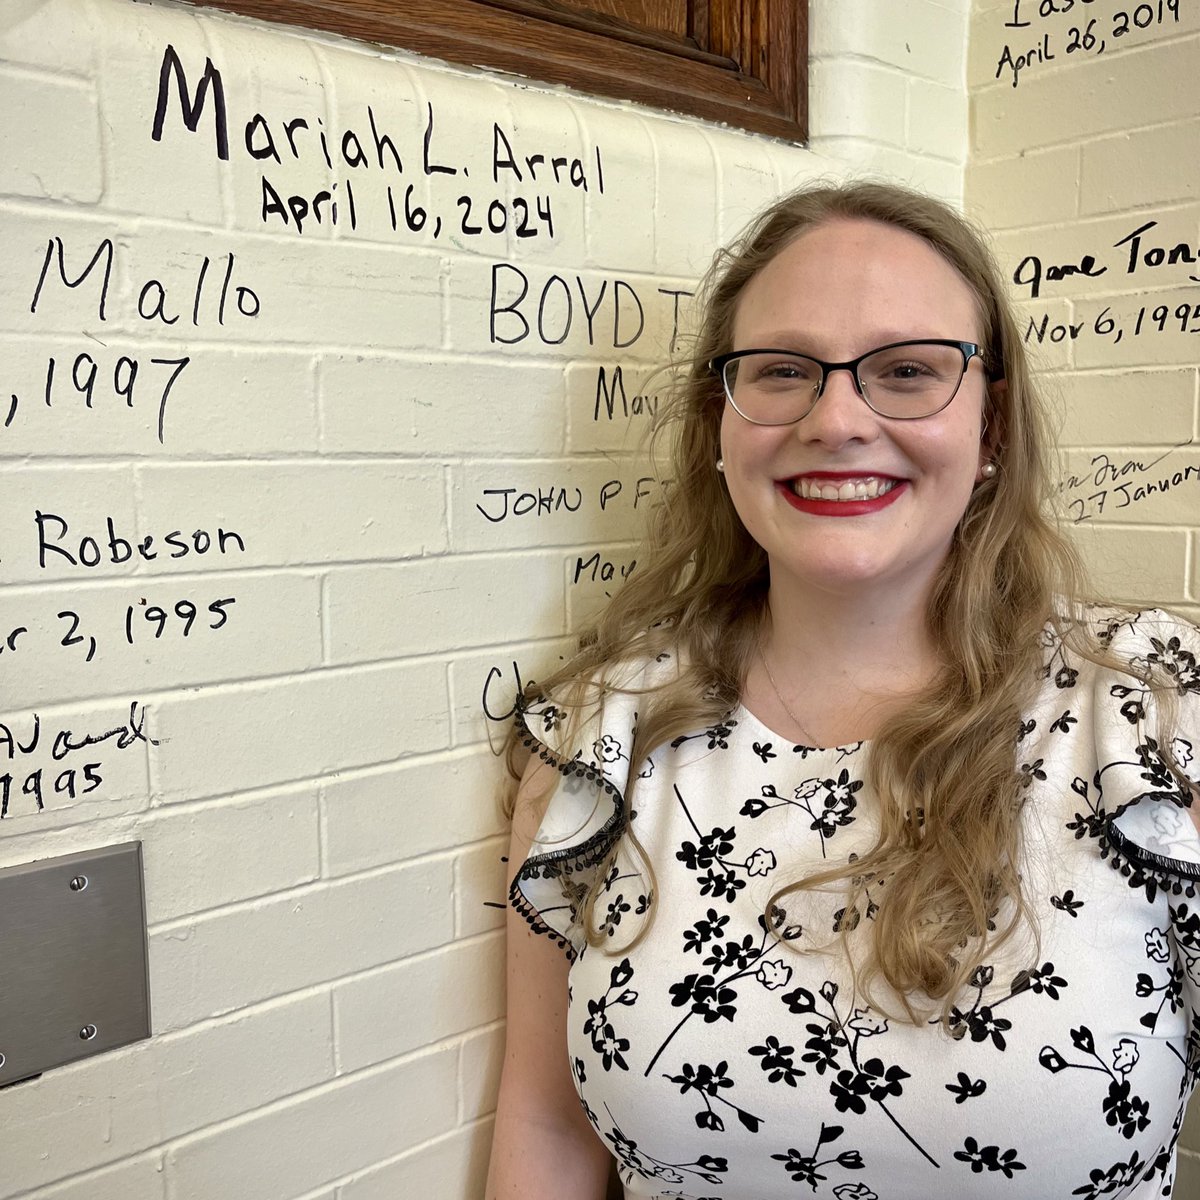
[711,339,988,424]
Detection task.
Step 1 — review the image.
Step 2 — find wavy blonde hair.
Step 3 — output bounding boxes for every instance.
[509,180,1116,1020]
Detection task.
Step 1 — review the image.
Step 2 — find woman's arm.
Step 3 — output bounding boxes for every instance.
[486,756,614,1200]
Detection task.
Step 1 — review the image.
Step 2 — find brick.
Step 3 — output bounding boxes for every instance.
[0,463,138,585]
[564,356,674,455]
[93,14,225,226]
[141,784,320,923]
[1182,1090,1200,1149]
[1049,369,1195,448]
[0,994,333,1192]
[459,1024,504,1124]
[1071,291,1200,369]
[0,336,319,459]
[713,133,784,245]
[965,144,1080,230]
[810,60,908,148]
[198,15,339,238]
[445,257,678,361]
[1176,1149,1200,1199]
[0,71,100,203]
[137,461,446,570]
[0,694,152,829]
[0,0,100,74]
[334,932,504,1071]
[811,0,969,86]
[148,661,449,803]
[1011,297,1076,372]
[455,838,509,938]
[802,137,963,205]
[305,42,420,246]
[990,206,1200,308]
[127,225,443,349]
[1080,120,1200,217]
[446,638,574,748]
[321,748,508,877]
[464,75,590,270]
[906,77,967,161]
[149,858,454,1031]
[649,122,720,278]
[0,571,322,709]
[18,1155,165,1200]
[974,39,1200,157]
[165,1047,457,1200]
[1059,447,1200,526]
[337,1120,493,1200]
[1067,524,1188,606]
[0,210,126,338]
[566,543,641,628]
[318,353,565,455]
[448,459,661,552]
[578,104,655,271]
[324,553,567,665]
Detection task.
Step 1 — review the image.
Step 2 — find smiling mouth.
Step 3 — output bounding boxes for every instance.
[790,476,901,502]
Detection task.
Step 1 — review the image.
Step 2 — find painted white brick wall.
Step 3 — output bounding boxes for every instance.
[965,3,1200,1190]
[0,1,969,1197]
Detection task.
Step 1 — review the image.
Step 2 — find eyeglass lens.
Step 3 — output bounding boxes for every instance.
[722,343,968,423]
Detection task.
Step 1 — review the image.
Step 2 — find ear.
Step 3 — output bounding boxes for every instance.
[977,378,1007,481]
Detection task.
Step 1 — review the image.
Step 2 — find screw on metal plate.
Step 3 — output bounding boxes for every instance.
[69,875,88,892]
[79,1024,97,1041]
[0,1052,6,1068]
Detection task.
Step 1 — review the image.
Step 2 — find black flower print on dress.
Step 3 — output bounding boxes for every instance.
[647,912,788,1078]
[740,769,864,858]
[1135,634,1200,696]
[945,1072,986,1104]
[582,958,638,1071]
[672,718,739,751]
[674,785,776,903]
[1070,1150,1152,1199]
[749,1034,805,1087]
[1038,1026,1151,1139]
[947,962,1066,1050]
[1050,889,1084,917]
[770,1123,866,1190]
[603,1104,729,1190]
[663,1058,764,1133]
[954,1137,1026,1177]
[781,980,936,1166]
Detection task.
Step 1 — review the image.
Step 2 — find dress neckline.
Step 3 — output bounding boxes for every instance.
[734,701,871,756]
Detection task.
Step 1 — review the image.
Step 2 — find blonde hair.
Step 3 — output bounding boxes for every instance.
[508,181,1121,1020]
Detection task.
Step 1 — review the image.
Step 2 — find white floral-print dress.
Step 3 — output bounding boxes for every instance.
[510,610,1200,1200]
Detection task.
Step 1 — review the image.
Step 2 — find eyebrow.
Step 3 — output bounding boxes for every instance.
[741,331,966,351]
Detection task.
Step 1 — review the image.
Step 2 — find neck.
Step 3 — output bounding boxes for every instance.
[750,573,943,745]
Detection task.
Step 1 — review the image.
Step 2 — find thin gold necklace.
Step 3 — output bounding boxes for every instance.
[758,645,820,748]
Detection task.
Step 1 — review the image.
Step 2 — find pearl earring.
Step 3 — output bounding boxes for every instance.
[981,462,997,479]
[716,458,725,473]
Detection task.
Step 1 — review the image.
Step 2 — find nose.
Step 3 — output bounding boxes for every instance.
[797,365,878,447]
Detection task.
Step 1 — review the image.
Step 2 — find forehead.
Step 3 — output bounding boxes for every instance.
[731,217,982,349]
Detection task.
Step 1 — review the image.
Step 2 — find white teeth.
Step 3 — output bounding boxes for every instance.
[791,476,898,501]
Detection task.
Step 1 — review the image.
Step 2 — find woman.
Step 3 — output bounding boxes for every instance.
[485,182,1200,1199]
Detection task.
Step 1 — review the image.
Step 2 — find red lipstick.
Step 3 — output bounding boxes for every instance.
[778,472,907,517]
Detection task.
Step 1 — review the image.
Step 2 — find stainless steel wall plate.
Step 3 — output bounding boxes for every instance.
[0,842,150,1086]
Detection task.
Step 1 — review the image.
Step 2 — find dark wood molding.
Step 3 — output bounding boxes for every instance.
[189,0,808,143]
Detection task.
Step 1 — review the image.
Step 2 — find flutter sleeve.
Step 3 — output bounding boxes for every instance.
[1096,610,1200,900]
[508,671,646,959]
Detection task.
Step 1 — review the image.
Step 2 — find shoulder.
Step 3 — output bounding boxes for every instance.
[517,648,682,772]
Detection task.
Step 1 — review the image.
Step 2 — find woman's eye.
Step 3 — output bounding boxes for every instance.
[756,359,815,382]
[886,360,933,379]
